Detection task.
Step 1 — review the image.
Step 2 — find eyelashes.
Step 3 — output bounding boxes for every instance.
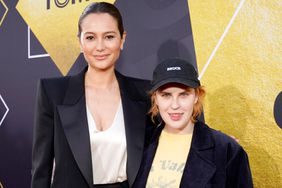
[83,35,116,41]
[159,92,190,98]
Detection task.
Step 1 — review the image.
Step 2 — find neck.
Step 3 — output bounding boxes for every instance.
[85,66,117,89]
[164,122,195,135]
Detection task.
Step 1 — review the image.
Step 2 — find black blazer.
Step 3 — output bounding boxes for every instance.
[31,67,152,188]
[133,121,253,188]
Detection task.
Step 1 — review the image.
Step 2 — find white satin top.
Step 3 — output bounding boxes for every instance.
[86,102,127,184]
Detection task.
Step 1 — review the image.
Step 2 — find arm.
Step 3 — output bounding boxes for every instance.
[31,80,54,188]
[226,146,253,188]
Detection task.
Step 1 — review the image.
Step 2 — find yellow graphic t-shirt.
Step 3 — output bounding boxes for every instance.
[146,129,193,188]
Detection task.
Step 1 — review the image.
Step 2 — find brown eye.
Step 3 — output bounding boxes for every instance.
[180,92,189,97]
[161,93,170,98]
[86,36,94,40]
[105,35,115,40]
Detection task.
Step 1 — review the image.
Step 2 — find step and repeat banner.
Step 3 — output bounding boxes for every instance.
[0,0,281,187]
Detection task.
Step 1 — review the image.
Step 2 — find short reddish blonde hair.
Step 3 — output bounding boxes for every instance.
[149,86,206,123]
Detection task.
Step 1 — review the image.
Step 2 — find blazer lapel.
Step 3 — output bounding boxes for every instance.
[116,72,148,187]
[57,68,93,187]
[57,69,149,187]
[180,122,216,188]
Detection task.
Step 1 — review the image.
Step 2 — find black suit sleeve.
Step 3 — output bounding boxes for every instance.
[226,145,253,188]
[31,79,54,188]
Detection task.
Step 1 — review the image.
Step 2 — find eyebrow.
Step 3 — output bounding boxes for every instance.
[158,88,192,93]
[83,31,118,35]
[157,90,170,94]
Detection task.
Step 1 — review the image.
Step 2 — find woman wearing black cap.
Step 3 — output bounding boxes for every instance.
[133,58,253,188]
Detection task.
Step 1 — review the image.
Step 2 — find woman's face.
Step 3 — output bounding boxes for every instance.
[155,83,198,134]
[80,13,126,71]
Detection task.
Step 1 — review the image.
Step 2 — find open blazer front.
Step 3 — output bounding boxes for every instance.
[31,66,151,188]
[133,121,253,188]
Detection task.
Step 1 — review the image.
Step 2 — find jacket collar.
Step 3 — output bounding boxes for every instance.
[150,121,216,187]
[180,121,216,187]
[115,70,149,186]
[57,67,92,186]
[151,121,214,150]
[191,121,215,150]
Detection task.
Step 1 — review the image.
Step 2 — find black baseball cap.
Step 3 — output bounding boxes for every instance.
[150,57,200,92]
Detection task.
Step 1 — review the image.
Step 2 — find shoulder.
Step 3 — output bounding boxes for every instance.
[116,71,151,101]
[39,76,70,89]
[196,121,245,154]
[39,66,86,89]
[39,67,85,94]
[211,127,243,152]
[125,76,151,88]
[194,121,252,178]
[38,76,71,96]
[37,73,77,104]
[126,76,151,96]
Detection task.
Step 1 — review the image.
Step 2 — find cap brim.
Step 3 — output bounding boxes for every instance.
[150,78,200,92]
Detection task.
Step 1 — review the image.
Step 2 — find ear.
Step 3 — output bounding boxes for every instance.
[80,45,83,53]
[120,31,127,50]
[79,34,84,53]
[194,93,199,104]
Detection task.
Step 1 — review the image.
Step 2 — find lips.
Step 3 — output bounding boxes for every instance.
[169,113,183,121]
[94,54,109,61]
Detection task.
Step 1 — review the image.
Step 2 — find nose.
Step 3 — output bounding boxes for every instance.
[96,38,105,52]
[171,97,180,110]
